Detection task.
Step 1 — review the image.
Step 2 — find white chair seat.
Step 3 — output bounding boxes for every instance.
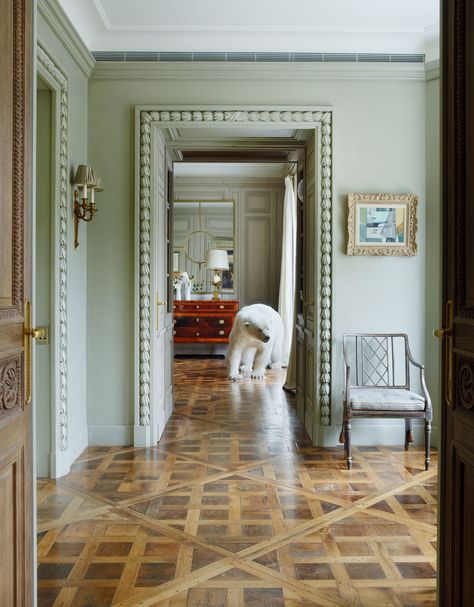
[349,388,425,411]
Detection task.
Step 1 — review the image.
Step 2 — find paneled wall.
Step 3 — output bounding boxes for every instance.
[174,177,285,308]
[88,62,432,447]
[37,0,94,474]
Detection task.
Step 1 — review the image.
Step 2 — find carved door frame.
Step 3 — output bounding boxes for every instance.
[35,43,70,477]
[133,106,333,447]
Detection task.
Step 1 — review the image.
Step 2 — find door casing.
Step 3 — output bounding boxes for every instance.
[134,106,334,446]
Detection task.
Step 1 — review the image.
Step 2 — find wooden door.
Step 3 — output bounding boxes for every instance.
[295,133,317,438]
[0,0,33,605]
[440,0,474,604]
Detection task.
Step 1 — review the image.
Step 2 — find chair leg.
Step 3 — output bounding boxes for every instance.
[344,419,352,470]
[339,422,345,445]
[424,420,431,471]
[405,418,414,451]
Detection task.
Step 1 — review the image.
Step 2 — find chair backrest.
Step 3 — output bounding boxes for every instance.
[343,334,410,389]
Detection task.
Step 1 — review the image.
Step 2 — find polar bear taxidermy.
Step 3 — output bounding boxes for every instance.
[227,304,284,380]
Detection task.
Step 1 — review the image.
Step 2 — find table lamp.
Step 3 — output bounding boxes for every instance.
[205,249,229,301]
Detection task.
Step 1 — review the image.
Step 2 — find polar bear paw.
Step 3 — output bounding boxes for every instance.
[251,369,266,379]
[240,364,253,374]
[269,362,282,370]
[229,373,244,381]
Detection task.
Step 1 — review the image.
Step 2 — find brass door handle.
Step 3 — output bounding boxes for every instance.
[24,300,47,403]
[435,300,454,407]
[156,298,167,328]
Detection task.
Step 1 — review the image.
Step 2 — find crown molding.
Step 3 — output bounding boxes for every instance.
[174,176,286,187]
[38,0,96,78]
[91,61,427,82]
[425,59,440,81]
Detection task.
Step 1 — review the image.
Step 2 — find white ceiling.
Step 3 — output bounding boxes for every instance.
[174,162,289,179]
[58,0,440,60]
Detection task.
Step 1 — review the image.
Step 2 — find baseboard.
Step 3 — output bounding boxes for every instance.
[134,424,152,447]
[50,425,88,478]
[314,421,439,449]
[88,425,133,446]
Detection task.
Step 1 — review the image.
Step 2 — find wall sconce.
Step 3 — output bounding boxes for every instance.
[72,164,103,249]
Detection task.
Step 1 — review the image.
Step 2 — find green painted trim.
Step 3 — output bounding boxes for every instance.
[91,61,427,82]
[38,0,95,78]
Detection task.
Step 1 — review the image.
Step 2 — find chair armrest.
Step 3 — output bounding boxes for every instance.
[413,361,433,419]
[408,355,424,370]
[343,359,351,406]
[406,343,432,417]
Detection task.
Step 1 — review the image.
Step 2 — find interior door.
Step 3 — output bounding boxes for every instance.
[152,132,173,442]
[303,132,317,437]
[0,0,33,604]
[296,133,317,439]
[440,0,474,604]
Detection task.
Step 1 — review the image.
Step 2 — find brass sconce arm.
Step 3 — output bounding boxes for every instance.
[73,190,98,248]
[72,164,103,249]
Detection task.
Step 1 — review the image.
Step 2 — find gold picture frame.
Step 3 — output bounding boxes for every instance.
[347,193,418,256]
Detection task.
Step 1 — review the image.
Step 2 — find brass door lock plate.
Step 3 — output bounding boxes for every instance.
[34,326,49,345]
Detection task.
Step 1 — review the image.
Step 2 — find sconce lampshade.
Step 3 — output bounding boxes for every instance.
[91,169,104,192]
[73,164,95,187]
[205,249,229,270]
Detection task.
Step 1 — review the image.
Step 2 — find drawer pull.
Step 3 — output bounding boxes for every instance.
[196,305,200,309]
[219,330,225,336]
[219,305,224,309]
[219,319,225,325]
[196,332,200,337]
[196,318,199,322]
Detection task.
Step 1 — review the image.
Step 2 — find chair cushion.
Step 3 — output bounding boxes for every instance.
[349,388,425,411]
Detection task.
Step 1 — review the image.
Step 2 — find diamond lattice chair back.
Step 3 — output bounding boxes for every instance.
[340,334,432,470]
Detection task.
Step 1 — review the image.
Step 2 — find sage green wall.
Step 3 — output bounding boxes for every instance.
[87,67,435,445]
[37,8,90,471]
[35,86,52,477]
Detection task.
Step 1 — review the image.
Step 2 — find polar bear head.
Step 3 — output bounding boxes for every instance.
[240,312,273,343]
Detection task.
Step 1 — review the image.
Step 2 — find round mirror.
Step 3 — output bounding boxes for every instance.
[183,230,215,265]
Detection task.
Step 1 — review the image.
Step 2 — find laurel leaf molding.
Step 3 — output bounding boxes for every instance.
[37,43,69,451]
[137,107,333,429]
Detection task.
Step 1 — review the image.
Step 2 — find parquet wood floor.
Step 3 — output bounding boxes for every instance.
[37,359,437,606]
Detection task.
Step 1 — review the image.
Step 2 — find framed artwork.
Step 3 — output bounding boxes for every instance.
[347,193,418,256]
[221,249,234,291]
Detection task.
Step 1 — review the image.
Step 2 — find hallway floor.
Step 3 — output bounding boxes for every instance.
[37,359,437,606]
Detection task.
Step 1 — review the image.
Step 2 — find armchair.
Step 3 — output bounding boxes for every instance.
[341,333,432,470]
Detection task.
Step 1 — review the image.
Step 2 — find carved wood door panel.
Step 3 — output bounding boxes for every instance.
[440,0,474,604]
[0,0,33,605]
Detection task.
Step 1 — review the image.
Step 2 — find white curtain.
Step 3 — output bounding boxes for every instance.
[278,176,297,366]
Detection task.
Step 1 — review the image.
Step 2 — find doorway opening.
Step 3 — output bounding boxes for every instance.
[133,111,327,447]
[35,76,53,478]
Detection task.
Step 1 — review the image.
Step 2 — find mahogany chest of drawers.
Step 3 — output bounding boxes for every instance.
[173,300,239,343]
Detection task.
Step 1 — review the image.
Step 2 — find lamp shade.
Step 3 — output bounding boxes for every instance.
[91,169,104,192]
[73,164,95,186]
[205,249,229,270]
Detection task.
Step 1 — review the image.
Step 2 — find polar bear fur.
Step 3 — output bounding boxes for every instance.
[227,304,284,380]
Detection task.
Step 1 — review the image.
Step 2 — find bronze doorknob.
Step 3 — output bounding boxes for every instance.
[434,327,451,339]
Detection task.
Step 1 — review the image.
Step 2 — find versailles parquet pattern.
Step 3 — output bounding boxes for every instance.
[37,359,437,606]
